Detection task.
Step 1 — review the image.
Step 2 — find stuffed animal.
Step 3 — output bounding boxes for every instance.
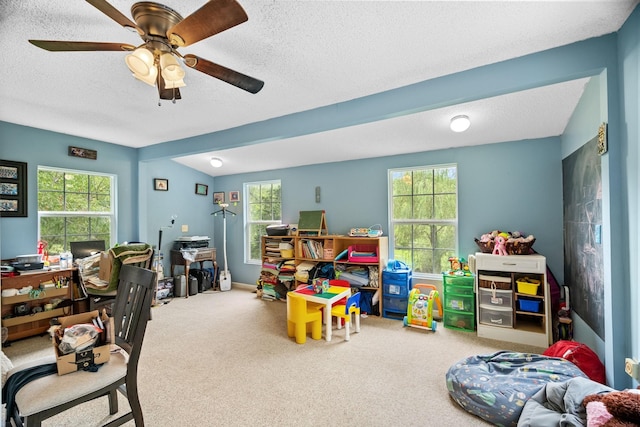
[492,233,508,256]
[583,388,640,427]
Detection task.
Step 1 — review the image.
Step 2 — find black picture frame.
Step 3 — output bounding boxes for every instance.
[213,192,225,204]
[195,183,208,195]
[154,178,169,191]
[0,159,27,217]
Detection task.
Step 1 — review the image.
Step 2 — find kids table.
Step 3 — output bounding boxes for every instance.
[293,284,351,342]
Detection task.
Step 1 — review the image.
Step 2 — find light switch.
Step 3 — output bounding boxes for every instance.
[181,224,189,232]
[315,186,321,203]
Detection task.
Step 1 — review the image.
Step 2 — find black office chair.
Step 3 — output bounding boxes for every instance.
[7,265,157,427]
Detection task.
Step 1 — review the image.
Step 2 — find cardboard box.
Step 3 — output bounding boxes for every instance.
[98,251,113,282]
[53,309,114,375]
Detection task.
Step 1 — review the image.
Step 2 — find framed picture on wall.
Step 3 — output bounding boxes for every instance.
[154,178,169,191]
[195,183,208,196]
[0,159,27,217]
[213,192,225,204]
[229,191,240,202]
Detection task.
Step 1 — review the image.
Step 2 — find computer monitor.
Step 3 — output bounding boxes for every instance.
[70,240,106,260]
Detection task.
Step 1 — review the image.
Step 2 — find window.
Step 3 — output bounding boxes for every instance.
[244,180,282,263]
[38,166,116,255]
[388,165,457,278]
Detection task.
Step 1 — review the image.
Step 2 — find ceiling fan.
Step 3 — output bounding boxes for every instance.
[29,0,264,102]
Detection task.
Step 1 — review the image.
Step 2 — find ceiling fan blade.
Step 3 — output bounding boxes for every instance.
[183,54,263,94]
[86,0,139,31]
[167,0,248,47]
[29,40,135,52]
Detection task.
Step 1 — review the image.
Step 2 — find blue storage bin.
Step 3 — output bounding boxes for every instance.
[518,299,542,313]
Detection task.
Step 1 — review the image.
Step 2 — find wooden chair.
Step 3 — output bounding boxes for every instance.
[286,292,323,344]
[7,265,156,427]
[330,292,361,341]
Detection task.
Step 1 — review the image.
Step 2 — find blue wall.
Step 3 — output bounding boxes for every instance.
[214,137,563,288]
[0,123,139,257]
[138,159,215,268]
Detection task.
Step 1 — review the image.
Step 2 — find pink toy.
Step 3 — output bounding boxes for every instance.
[493,235,508,256]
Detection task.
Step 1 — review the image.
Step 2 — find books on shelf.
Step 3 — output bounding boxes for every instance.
[300,239,324,259]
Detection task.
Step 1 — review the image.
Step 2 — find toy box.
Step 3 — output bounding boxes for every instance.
[52,309,114,375]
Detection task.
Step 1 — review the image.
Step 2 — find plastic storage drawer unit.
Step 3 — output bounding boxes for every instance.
[383,277,412,297]
[382,295,408,319]
[443,309,475,331]
[442,275,475,287]
[444,292,474,312]
[479,306,513,328]
[478,288,513,309]
[445,283,475,296]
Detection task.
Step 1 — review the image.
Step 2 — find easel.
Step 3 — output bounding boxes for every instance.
[296,210,328,236]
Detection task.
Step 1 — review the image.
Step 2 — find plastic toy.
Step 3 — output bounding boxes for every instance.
[403,284,441,332]
[492,233,509,256]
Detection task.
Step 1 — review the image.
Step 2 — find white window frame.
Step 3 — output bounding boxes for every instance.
[37,166,117,253]
[387,164,458,280]
[243,179,282,264]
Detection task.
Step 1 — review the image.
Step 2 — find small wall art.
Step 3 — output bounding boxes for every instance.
[213,192,225,204]
[154,178,169,191]
[229,190,240,203]
[195,183,208,196]
[68,146,97,160]
[0,159,27,217]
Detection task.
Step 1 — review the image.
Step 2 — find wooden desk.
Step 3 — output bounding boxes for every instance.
[293,285,351,342]
[170,248,217,297]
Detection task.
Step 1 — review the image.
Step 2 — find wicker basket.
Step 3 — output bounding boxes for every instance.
[474,238,494,253]
[478,274,512,290]
[474,238,536,255]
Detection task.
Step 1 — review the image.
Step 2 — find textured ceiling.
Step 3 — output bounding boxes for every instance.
[1,1,637,176]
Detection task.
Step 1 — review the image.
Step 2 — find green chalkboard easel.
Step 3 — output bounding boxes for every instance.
[297,210,328,236]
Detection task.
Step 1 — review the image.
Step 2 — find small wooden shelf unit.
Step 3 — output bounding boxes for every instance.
[261,235,388,314]
[1,269,75,342]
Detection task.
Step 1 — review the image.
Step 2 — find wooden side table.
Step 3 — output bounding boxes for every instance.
[170,248,217,297]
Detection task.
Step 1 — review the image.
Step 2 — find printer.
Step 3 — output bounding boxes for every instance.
[174,236,210,249]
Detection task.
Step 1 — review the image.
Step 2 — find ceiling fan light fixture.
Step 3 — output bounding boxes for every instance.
[125,47,154,76]
[164,78,186,90]
[133,64,158,87]
[210,157,223,168]
[160,53,186,82]
[450,115,471,132]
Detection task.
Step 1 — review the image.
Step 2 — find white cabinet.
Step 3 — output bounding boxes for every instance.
[474,253,552,348]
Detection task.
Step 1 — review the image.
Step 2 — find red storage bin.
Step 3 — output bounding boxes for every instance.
[347,245,378,263]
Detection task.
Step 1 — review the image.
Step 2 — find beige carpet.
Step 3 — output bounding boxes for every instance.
[3,286,545,426]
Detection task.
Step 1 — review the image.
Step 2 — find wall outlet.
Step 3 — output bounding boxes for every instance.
[181,224,188,232]
[625,357,639,380]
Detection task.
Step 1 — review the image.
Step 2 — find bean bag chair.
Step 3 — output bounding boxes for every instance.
[446,351,588,427]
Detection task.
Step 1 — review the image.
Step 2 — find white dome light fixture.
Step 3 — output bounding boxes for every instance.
[210,157,223,168]
[450,115,471,132]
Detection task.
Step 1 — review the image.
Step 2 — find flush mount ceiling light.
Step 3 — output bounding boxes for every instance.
[450,115,471,132]
[210,157,223,168]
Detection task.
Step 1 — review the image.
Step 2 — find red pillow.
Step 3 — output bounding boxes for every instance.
[543,340,606,384]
